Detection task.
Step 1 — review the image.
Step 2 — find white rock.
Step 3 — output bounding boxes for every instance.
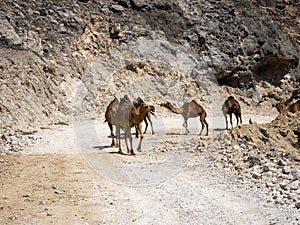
[282,166,291,174]
[287,180,299,191]
[233,145,240,150]
[279,181,289,191]
[251,171,261,179]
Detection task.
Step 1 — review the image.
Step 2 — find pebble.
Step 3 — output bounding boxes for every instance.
[251,171,261,179]
[282,166,291,174]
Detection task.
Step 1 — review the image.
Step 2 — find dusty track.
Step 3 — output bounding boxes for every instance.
[1,115,299,224]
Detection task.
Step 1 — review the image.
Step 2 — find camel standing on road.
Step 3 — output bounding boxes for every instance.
[273,100,300,114]
[116,95,152,155]
[160,100,209,135]
[143,104,155,134]
[222,96,242,129]
[134,97,156,137]
[104,97,119,146]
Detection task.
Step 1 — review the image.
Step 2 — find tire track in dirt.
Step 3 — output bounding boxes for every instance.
[6,114,299,224]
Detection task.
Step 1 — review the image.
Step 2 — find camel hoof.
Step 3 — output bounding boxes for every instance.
[118,150,124,154]
[130,150,135,155]
[137,148,142,152]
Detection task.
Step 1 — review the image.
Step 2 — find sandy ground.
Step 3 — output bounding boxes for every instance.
[1,115,300,224]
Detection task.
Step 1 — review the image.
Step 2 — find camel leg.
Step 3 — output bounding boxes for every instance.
[150,119,154,135]
[199,116,209,136]
[199,121,204,136]
[224,113,228,130]
[235,113,239,126]
[128,128,134,155]
[137,123,144,152]
[239,113,242,125]
[135,125,139,138]
[183,119,189,134]
[116,125,123,154]
[205,119,209,136]
[113,125,119,147]
[124,129,130,154]
[108,122,115,146]
[148,114,155,135]
[143,117,148,134]
[229,113,233,129]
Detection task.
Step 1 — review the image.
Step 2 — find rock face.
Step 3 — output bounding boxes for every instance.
[118,0,299,88]
[0,0,299,131]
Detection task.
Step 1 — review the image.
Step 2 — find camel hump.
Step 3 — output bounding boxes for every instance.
[228,96,235,100]
[113,97,120,103]
[120,95,131,104]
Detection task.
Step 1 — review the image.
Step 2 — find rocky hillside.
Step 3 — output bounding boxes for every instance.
[0,0,299,133]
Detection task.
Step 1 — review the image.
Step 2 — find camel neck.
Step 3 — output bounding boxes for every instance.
[167,104,184,114]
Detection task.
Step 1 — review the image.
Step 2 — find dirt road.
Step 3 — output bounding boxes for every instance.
[1,115,299,224]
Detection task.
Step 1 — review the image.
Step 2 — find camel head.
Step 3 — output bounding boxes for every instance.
[134,97,144,108]
[141,103,151,111]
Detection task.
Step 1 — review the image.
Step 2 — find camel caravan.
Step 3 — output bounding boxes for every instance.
[105,94,299,155]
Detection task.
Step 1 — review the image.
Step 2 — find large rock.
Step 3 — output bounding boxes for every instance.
[0,19,22,47]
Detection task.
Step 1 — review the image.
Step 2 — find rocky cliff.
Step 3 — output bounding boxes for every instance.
[0,0,299,132]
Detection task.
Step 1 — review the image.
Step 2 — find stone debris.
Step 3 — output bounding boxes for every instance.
[216,112,300,208]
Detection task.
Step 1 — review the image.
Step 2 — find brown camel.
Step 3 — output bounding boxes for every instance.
[116,95,152,155]
[273,100,300,114]
[160,100,209,135]
[104,97,119,146]
[133,97,156,137]
[143,104,155,134]
[222,96,242,129]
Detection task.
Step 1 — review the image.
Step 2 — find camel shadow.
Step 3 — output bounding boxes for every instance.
[165,132,186,135]
[165,132,202,137]
[213,128,226,131]
[92,145,110,151]
[107,151,135,156]
[92,145,135,156]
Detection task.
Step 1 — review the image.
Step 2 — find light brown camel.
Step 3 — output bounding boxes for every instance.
[273,100,300,114]
[116,95,152,155]
[104,97,119,146]
[222,96,242,129]
[160,100,209,135]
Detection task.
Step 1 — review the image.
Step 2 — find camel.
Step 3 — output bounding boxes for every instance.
[222,96,242,129]
[143,104,155,134]
[273,100,300,114]
[116,95,152,155]
[160,100,209,135]
[133,97,156,137]
[104,97,120,146]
